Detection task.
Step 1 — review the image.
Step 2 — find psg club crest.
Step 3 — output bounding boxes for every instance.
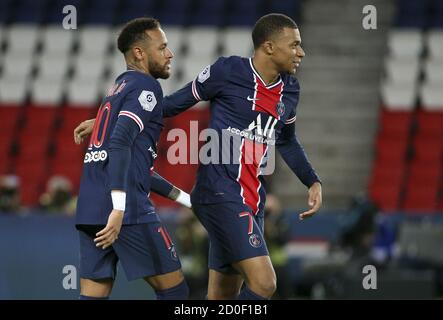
[276,101,285,117]
[249,234,263,248]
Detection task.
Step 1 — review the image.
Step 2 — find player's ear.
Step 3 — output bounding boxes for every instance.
[132,46,144,61]
[262,41,274,55]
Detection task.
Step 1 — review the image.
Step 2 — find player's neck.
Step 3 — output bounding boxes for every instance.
[126,59,150,75]
[251,55,280,86]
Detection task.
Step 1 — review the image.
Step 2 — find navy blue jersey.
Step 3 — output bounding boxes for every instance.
[164,56,320,216]
[76,70,163,225]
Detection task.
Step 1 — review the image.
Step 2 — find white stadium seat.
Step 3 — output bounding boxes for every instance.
[426,31,443,59]
[186,27,218,59]
[66,78,101,105]
[424,58,443,83]
[78,26,111,56]
[0,76,29,104]
[221,28,253,57]
[384,56,420,85]
[31,77,65,105]
[73,53,106,80]
[5,24,39,53]
[387,29,423,58]
[380,80,417,110]
[420,81,443,110]
[2,51,34,78]
[37,54,69,80]
[41,26,75,55]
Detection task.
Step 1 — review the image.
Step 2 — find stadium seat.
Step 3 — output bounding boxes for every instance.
[14,0,47,24]
[2,51,34,78]
[369,184,402,212]
[66,78,101,106]
[403,184,439,212]
[0,77,29,104]
[423,58,443,83]
[0,105,23,133]
[36,54,69,80]
[412,140,443,164]
[40,26,75,55]
[380,80,417,110]
[416,110,443,136]
[384,56,420,85]
[387,29,423,58]
[420,81,443,110]
[73,53,106,81]
[426,30,443,59]
[220,28,253,57]
[23,105,58,131]
[161,26,184,58]
[5,24,39,53]
[31,77,65,105]
[78,26,112,56]
[186,27,219,59]
[378,109,413,139]
[375,136,409,164]
[58,106,96,135]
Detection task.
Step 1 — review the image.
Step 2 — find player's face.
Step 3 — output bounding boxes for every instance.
[145,28,174,79]
[272,27,305,75]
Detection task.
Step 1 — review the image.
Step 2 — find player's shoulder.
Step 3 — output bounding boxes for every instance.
[282,74,300,92]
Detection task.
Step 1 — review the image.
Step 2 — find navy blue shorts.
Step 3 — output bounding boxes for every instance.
[77,222,181,281]
[192,202,269,274]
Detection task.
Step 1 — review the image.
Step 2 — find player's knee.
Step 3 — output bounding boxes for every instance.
[249,276,277,298]
[155,280,189,300]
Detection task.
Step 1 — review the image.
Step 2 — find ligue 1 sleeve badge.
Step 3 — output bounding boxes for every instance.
[276,101,285,117]
[249,234,263,248]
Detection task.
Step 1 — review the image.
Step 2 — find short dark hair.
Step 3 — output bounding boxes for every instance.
[117,17,160,54]
[252,14,298,49]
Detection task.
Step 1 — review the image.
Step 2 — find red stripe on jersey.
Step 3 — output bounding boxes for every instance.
[118,111,144,132]
[237,139,267,215]
[253,76,284,119]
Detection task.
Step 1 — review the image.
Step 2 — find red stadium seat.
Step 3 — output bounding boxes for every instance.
[369,184,402,212]
[15,160,48,206]
[403,184,439,212]
[24,105,59,131]
[375,136,409,164]
[0,104,23,133]
[416,110,443,137]
[58,106,97,135]
[378,109,413,139]
[412,137,443,164]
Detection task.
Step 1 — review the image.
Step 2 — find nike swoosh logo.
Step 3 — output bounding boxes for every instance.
[247,96,259,101]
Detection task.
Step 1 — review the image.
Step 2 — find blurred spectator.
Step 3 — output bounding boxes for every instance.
[264,194,292,299]
[39,175,77,215]
[174,208,209,299]
[0,175,21,213]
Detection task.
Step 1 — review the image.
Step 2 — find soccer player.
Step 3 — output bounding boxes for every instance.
[74,13,323,300]
[75,18,189,300]
[162,13,323,300]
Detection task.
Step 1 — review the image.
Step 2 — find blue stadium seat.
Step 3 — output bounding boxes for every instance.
[268,0,300,21]
[114,0,157,25]
[189,0,225,26]
[14,0,48,24]
[226,0,263,26]
[82,0,119,25]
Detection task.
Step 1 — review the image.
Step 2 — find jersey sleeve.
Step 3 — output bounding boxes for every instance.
[119,77,162,132]
[163,57,231,117]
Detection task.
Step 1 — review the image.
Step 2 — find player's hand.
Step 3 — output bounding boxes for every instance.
[299,182,322,220]
[74,118,96,145]
[94,209,124,249]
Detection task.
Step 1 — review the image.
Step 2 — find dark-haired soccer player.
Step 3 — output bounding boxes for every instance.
[74,14,323,300]
[163,13,323,300]
[75,17,189,300]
